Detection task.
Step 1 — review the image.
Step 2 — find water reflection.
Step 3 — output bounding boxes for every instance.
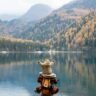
[0,83,31,96]
[0,53,96,96]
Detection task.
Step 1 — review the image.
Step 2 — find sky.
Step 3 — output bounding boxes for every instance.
[0,0,73,15]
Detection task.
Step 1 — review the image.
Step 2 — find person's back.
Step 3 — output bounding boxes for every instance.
[35,59,59,96]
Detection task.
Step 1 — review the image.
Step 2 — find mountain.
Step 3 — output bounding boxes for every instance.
[0,14,19,21]
[60,0,96,10]
[0,0,96,51]
[49,12,96,50]
[16,0,96,41]
[20,4,52,22]
[14,0,96,50]
[0,4,52,37]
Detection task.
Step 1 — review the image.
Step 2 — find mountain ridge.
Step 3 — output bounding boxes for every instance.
[60,0,96,10]
[19,4,52,22]
[0,0,96,51]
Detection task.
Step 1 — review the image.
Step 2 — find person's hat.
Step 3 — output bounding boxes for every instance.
[39,59,54,75]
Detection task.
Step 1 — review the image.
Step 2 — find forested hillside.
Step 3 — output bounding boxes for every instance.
[0,37,49,51]
[0,0,92,41]
[48,12,96,51]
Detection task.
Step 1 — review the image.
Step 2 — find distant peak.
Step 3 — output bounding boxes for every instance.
[20,3,53,22]
[31,4,52,8]
[60,0,96,10]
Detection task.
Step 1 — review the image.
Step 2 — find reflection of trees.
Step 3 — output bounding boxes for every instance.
[0,53,51,93]
[0,53,51,94]
[52,53,96,96]
[0,53,50,64]
[0,53,96,96]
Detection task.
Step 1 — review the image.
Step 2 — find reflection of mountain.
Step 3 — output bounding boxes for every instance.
[0,53,50,94]
[0,53,49,64]
[0,59,38,94]
[0,53,96,96]
[52,53,96,96]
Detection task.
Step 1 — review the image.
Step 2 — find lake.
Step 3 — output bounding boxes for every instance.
[0,52,96,96]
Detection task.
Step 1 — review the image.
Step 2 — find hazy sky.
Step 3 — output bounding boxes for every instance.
[0,0,73,15]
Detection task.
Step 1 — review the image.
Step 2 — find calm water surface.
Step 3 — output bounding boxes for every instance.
[0,52,96,96]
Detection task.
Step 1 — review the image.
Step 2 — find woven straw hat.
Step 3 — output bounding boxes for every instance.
[39,59,54,75]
